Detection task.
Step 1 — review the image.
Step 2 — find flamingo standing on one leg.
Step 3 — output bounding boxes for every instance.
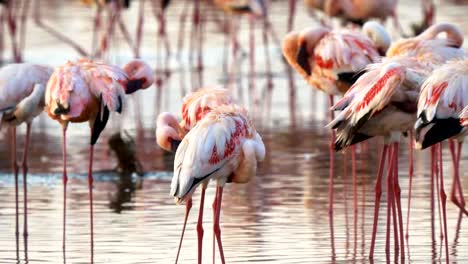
[0,63,53,240]
[156,87,234,264]
[45,58,154,261]
[171,104,265,264]
[282,21,390,228]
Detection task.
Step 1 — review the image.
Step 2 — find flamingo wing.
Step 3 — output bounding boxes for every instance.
[417,58,468,122]
[171,107,252,202]
[461,106,468,127]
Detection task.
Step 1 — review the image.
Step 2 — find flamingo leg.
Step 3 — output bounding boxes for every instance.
[328,95,335,216]
[134,0,144,58]
[11,127,19,238]
[406,131,414,239]
[213,186,226,264]
[22,123,31,237]
[389,145,399,257]
[392,142,404,258]
[6,4,20,62]
[197,186,207,264]
[351,145,357,230]
[174,198,192,264]
[287,0,296,32]
[91,5,103,57]
[61,124,68,251]
[369,144,388,259]
[448,140,468,215]
[248,16,256,111]
[438,143,449,264]
[385,144,395,256]
[212,187,219,264]
[88,143,95,263]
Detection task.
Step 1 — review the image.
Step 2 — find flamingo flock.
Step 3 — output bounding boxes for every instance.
[0,0,467,263]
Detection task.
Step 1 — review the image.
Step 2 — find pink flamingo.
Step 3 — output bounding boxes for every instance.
[156,87,234,264]
[0,63,53,239]
[171,104,265,264]
[328,22,464,260]
[44,58,154,261]
[415,58,468,215]
[282,21,390,222]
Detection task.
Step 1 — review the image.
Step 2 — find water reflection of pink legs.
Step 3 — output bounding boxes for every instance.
[174,198,192,264]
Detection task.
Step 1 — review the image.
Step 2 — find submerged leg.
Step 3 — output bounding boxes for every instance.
[174,198,192,264]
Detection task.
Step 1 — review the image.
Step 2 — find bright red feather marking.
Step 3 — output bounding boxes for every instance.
[427,82,448,105]
[355,68,400,111]
[181,103,190,127]
[209,118,248,165]
[315,56,334,69]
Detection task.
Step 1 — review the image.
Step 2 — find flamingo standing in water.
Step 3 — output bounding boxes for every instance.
[156,87,234,264]
[45,58,154,261]
[328,22,464,260]
[282,21,390,219]
[0,63,53,239]
[171,104,265,264]
[414,58,468,218]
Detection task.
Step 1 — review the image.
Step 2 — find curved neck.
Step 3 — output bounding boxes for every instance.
[419,23,463,48]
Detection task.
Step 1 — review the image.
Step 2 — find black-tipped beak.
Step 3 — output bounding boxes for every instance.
[54,101,70,115]
[296,42,311,76]
[170,139,182,153]
[126,79,144,94]
[415,118,463,150]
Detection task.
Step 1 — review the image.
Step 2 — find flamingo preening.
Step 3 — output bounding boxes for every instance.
[156,87,234,264]
[45,58,154,261]
[282,21,390,225]
[328,22,464,261]
[171,104,265,264]
[415,58,468,217]
[0,63,53,240]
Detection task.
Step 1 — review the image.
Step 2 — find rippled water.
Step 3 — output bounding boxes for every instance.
[0,0,467,263]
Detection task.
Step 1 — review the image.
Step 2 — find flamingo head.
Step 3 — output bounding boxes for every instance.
[414,114,463,150]
[362,21,391,55]
[282,27,329,76]
[123,60,155,94]
[156,112,183,152]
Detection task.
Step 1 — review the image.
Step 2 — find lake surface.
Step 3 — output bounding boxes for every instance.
[0,0,467,263]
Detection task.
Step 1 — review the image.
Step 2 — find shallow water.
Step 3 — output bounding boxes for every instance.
[0,0,468,263]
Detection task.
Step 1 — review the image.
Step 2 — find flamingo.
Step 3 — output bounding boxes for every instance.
[414,58,468,219]
[0,63,53,239]
[282,21,390,222]
[171,104,265,264]
[328,22,464,260]
[156,87,234,264]
[44,58,154,261]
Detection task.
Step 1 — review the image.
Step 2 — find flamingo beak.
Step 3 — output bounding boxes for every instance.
[126,79,145,94]
[296,41,311,76]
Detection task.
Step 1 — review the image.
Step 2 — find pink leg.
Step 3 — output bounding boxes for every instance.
[448,140,468,215]
[197,187,206,264]
[61,125,68,251]
[392,142,404,258]
[174,198,192,264]
[438,143,450,264]
[88,144,95,263]
[369,144,389,259]
[389,145,399,257]
[213,186,226,264]
[406,131,414,239]
[351,145,358,254]
[287,0,296,32]
[22,123,31,237]
[385,144,395,256]
[434,145,443,239]
[248,16,256,110]
[212,187,219,264]
[11,127,19,238]
[328,95,335,216]
[91,5,103,56]
[134,0,144,58]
